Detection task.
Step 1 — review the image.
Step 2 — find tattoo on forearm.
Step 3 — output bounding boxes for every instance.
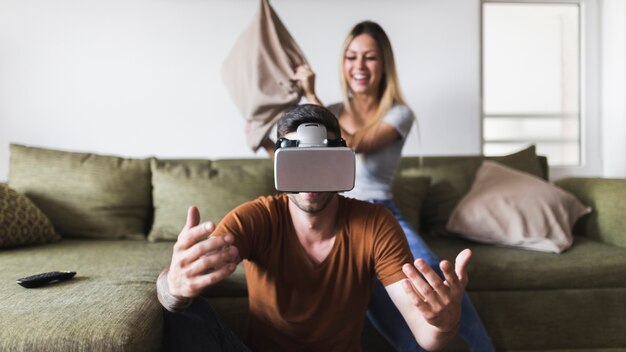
[157,269,192,312]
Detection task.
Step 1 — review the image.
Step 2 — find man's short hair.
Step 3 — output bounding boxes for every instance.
[277,104,341,139]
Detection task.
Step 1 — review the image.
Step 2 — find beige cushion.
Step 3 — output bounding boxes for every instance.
[8,144,151,240]
[0,184,61,248]
[148,158,277,242]
[222,0,307,151]
[446,161,591,253]
[399,145,545,236]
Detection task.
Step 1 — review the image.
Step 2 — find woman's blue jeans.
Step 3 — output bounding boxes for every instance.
[367,199,494,352]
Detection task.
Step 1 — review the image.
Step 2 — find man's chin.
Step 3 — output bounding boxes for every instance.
[289,193,335,213]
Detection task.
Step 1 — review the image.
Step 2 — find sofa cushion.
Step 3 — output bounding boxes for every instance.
[148,158,276,241]
[446,161,591,253]
[397,145,545,236]
[0,183,61,248]
[425,235,626,291]
[487,144,545,179]
[391,174,431,231]
[0,239,173,351]
[8,144,151,240]
[556,178,626,249]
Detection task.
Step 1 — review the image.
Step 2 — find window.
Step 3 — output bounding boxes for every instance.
[482,1,581,166]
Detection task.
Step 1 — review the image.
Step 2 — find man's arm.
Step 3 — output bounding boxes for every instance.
[157,206,240,312]
[385,249,472,351]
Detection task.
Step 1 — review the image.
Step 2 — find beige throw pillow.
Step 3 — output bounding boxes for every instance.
[446,161,591,253]
[222,0,308,151]
[399,145,546,236]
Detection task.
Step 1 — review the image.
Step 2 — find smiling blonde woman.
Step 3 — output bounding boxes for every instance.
[291,21,495,352]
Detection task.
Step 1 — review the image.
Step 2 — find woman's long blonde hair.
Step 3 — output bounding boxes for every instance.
[339,21,407,147]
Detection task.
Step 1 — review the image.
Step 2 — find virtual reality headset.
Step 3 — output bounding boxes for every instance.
[274,123,356,193]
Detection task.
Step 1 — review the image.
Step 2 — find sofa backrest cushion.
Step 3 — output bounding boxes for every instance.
[556,177,626,249]
[0,183,61,248]
[8,144,151,240]
[397,145,547,236]
[149,157,433,241]
[392,174,432,232]
[148,158,277,241]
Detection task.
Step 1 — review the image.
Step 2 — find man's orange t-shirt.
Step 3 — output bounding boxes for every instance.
[215,194,413,351]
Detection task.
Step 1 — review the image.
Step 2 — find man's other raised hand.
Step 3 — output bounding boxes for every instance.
[167,206,239,299]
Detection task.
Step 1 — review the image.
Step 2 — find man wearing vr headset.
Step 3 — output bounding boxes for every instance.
[157,104,472,351]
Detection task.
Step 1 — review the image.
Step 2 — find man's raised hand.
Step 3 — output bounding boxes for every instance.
[401,249,472,334]
[167,206,239,299]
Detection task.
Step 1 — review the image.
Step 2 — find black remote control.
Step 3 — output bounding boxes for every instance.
[16,271,77,288]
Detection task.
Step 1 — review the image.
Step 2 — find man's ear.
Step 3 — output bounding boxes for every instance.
[275,138,299,150]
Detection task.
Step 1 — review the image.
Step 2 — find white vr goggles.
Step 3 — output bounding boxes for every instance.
[274,123,356,193]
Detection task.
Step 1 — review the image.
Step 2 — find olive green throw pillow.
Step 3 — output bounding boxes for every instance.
[556,178,626,249]
[487,145,546,180]
[0,184,61,248]
[8,144,151,240]
[148,158,276,242]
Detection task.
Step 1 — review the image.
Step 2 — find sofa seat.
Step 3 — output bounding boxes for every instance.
[206,234,626,298]
[203,234,626,351]
[425,234,626,291]
[198,233,626,351]
[0,239,173,352]
[425,234,626,350]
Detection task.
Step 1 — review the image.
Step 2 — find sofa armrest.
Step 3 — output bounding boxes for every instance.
[556,177,626,248]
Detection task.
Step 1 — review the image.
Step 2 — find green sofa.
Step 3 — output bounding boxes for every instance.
[1,144,625,351]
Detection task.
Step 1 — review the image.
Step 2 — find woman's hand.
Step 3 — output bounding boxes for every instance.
[294,65,322,106]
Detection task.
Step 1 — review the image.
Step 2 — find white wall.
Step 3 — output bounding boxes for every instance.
[0,0,481,181]
[600,0,626,177]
